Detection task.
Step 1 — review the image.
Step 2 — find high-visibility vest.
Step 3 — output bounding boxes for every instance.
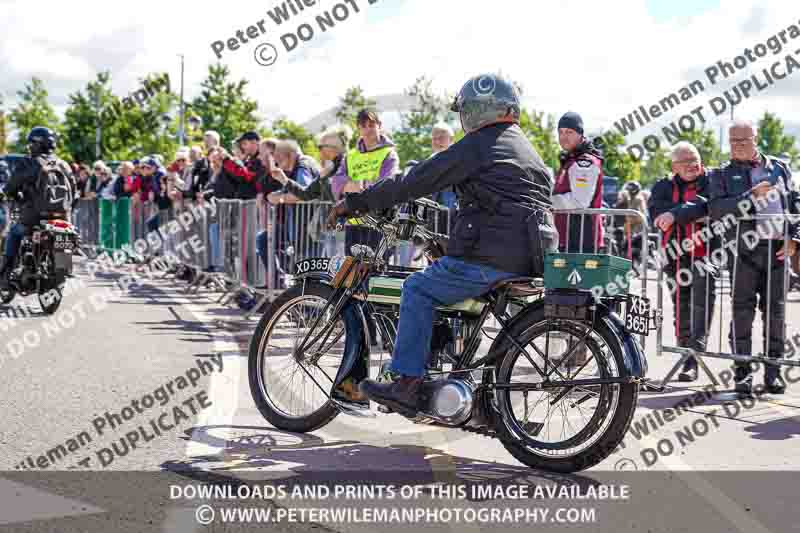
[346,147,392,182]
[345,147,392,226]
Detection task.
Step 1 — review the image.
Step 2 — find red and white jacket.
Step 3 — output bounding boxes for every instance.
[552,149,604,251]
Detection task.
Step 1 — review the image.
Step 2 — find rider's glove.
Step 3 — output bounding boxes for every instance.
[326,198,363,230]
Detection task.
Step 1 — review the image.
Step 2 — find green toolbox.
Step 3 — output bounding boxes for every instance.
[543,253,632,297]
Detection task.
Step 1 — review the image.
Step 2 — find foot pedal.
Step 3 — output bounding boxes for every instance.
[332,399,376,418]
[639,381,665,393]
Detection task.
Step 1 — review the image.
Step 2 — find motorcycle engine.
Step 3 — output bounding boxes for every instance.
[419,379,475,426]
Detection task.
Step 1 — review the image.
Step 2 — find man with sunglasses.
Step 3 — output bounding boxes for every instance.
[649,142,717,382]
[709,120,800,395]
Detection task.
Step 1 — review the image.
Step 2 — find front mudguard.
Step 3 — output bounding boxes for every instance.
[331,297,372,389]
[485,299,648,379]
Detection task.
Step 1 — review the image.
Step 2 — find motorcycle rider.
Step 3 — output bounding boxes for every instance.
[0,127,75,288]
[327,74,557,416]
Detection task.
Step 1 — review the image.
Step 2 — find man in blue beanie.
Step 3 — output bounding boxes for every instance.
[552,111,604,253]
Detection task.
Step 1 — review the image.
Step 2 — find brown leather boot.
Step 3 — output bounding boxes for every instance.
[359,375,422,417]
[335,378,367,402]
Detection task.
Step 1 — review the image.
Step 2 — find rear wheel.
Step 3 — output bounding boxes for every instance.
[249,281,355,433]
[492,311,638,473]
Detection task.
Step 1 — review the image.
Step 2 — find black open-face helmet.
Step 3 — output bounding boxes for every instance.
[450,74,521,133]
[625,181,642,196]
[27,126,57,156]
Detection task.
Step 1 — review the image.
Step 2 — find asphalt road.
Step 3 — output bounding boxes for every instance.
[1,259,800,532]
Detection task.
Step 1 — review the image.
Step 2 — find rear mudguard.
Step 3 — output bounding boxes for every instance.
[485,299,648,379]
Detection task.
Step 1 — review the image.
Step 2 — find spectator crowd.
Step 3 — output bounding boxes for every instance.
[66,109,457,285]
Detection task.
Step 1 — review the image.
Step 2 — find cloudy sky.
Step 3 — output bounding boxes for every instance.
[1,0,798,149]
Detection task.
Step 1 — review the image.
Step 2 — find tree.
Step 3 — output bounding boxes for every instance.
[271,118,320,161]
[0,95,7,155]
[335,86,376,142]
[757,111,798,164]
[639,147,671,188]
[518,109,560,170]
[393,76,456,164]
[598,130,641,183]
[8,77,60,154]
[673,126,722,168]
[190,64,261,149]
[61,72,180,163]
[107,72,180,161]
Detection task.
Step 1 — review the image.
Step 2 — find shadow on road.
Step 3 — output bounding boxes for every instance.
[162,425,603,498]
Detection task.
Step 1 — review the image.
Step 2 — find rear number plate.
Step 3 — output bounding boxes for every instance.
[625,294,650,335]
[54,234,75,250]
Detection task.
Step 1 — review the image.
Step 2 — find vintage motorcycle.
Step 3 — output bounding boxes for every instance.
[248,198,648,472]
[0,204,78,314]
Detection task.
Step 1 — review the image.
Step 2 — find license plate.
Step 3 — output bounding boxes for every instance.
[294,257,330,275]
[625,294,650,335]
[54,234,75,250]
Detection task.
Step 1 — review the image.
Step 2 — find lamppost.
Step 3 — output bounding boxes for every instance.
[93,90,102,159]
[188,114,202,144]
[160,113,172,148]
[178,54,186,146]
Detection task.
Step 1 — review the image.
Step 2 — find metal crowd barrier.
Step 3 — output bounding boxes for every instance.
[652,213,800,390]
[74,199,99,248]
[554,207,651,351]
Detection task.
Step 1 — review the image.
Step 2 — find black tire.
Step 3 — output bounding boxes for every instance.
[249,281,347,433]
[491,309,638,473]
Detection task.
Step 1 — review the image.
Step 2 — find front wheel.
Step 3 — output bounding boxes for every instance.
[492,312,638,473]
[249,281,354,433]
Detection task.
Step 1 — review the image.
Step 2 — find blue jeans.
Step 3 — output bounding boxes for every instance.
[208,222,222,270]
[390,256,517,377]
[256,230,269,273]
[4,223,26,259]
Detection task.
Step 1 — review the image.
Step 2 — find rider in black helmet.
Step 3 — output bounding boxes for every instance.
[327,73,557,415]
[0,126,76,288]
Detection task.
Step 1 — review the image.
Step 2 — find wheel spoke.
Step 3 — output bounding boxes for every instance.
[257,293,350,420]
[496,320,624,460]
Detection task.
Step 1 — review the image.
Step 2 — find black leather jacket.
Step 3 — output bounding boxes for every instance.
[344,123,555,276]
[708,155,800,245]
[5,154,75,227]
